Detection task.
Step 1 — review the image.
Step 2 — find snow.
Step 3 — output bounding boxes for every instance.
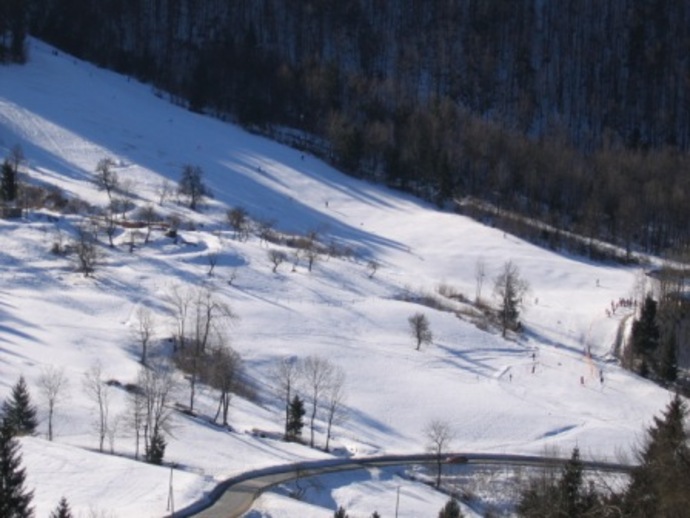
[0,39,674,517]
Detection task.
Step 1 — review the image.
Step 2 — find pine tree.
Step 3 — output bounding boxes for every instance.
[147,431,166,465]
[145,429,166,465]
[0,419,34,517]
[334,506,349,518]
[49,497,73,518]
[286,395,305,442]
[2,377,37,436]
[623,394,690,517]
[558,447,584,516]
[630,296,660,375]
[438,498,463,518]
[1,159,18,202]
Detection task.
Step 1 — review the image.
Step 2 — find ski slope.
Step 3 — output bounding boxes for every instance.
[0,39,673,517]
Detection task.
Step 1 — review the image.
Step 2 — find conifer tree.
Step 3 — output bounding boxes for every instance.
[0,419,34,517]
[145,430,166,465]
[630,295,660,376]
[286,395,305,442]
[334,506,349,518]
[2,376,37,436]
[1,159,18,202]
[623,394,690,517]
[438,498,463,518]
[49,497,73,518]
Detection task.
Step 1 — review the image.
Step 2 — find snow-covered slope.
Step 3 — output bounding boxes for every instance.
[0,40,672,517]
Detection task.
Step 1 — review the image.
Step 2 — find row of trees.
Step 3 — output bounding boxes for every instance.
[273,355,346,451]
[0,0,27,63]
[517,394,690,517]
[23,0,690,257]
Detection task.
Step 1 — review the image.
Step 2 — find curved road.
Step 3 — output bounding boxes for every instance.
[172,453,633,518]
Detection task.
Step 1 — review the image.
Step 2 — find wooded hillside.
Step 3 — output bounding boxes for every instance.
[20,0,690,255]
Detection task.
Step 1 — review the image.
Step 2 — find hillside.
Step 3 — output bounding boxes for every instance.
[0,40,674,517]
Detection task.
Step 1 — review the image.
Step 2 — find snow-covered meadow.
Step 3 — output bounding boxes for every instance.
[0,40,674,517]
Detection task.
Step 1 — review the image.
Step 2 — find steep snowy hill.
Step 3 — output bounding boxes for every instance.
[0,40,672,517]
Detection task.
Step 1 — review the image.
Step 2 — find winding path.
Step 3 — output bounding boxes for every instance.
[172,453,633,518]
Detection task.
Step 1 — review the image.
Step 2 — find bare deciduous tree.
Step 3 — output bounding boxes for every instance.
[424,419,456,488]
[301,355,336,448]
[156,179,173,206]
[408,313,433,351]
[273,356,302,440]
[38,366,69,441]
[74,223,99,277]
[94,158,119,201]
[138,204,158,244]
[268,249,287,273]
[474,257,487,303]
[367,260,379,279]
[207,251,219,277]
[83,362,111,452]
[133,306,155,365]
[168,285,237,413]
[227,207,250,241]
[137,360,177,460]
[323,367,346,452]
[178,164,209,210]
[208,345,242,427]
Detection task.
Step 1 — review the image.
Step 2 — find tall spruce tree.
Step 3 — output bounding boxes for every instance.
[630,296,660,376]
[438,498,463,518]
[286,395,305,442]
[0,419,34,517]
[1,159,18,202]
[2,377,37,436]
[623,394,690,517]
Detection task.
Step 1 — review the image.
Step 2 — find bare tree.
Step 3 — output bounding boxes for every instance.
[178,164,209,210]
[102,206,118,248]
[169,285,238,413]
[273,356,302,440]
[83,362,111,452]
[258,220,276,246]
[425,419,456,488]
[301,355,336,448]
[38,366,69,441]
[323,367,346,452]
[94,158,119,201]
[156,179,173,206]
[165,284,194,352]
[474,257,487,303]
[208,345,243,426]
[207,251,219,277]
[74,223,99,277]
[127,387,146,460]
[268,249,287,273]
[408,313,433,351]
[493,260,529,337]
[133,306,156,365]
[227,207,250,241]
[367,260,379,279]
[138,204,158,244]
[137,360,177,461]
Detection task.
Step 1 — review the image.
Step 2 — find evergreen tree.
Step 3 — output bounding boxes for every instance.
[557,447,586,517]
[286,395,305,442]
[2,377,37,436]
[1,159,18,202]
[0,419,34,517]
[49,497,73,518]
[438,498,462,518]
[630,296,660,376]
[145,429,166,465]
[334,506,349,518]
[623,394,690,517]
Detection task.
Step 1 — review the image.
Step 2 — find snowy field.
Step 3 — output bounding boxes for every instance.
[0,40,674,517]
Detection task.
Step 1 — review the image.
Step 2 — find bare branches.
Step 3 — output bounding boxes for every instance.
[38,366,69,441]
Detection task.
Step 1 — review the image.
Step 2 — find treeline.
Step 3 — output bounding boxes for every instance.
[18,0,690,255]
[0,0,28,63]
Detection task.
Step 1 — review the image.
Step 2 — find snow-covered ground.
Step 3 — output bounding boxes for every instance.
[0,40,673,517]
